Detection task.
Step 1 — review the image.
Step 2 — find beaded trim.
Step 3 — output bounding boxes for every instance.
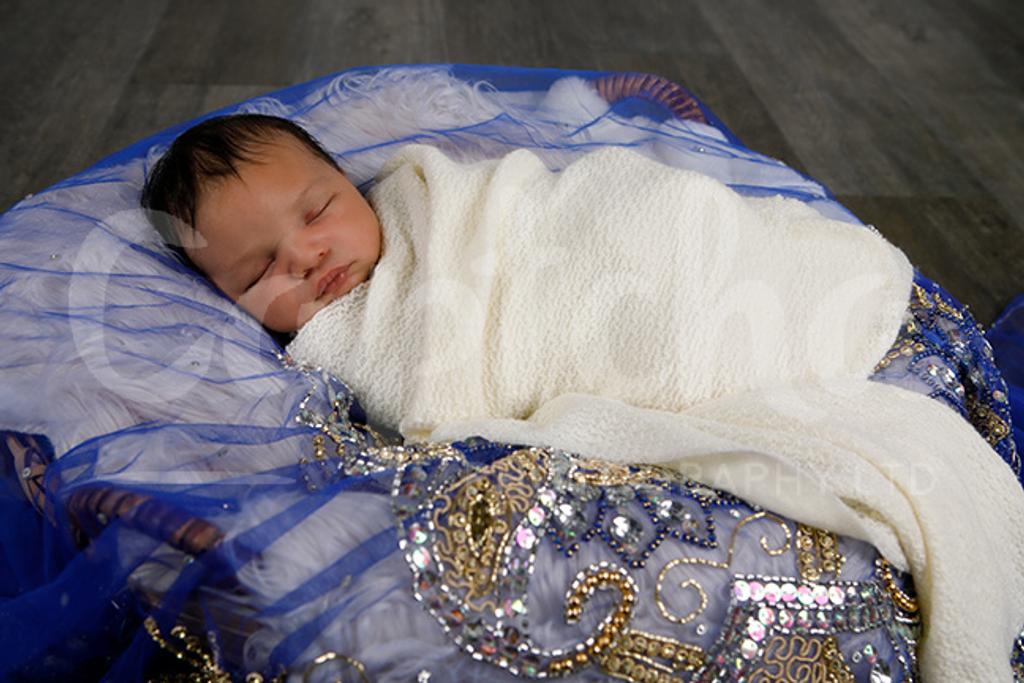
[693,570,920,682]
[387,445,920,680]
[871,280,1019,477]
[143,616,371,683]
[796,524,845,582]
[144,616,259,683]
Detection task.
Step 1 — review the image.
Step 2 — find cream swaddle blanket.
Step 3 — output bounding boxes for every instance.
[288,144,913,437]
[429,382,1024,681]
[286,145,1024,677]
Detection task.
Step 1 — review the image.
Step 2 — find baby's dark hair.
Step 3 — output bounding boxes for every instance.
[140,113,340,260]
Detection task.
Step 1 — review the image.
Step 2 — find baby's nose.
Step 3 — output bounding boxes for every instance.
[288,240,329,278]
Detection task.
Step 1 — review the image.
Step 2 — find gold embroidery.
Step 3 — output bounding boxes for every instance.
[143,616,239,683]
[550,564,638,676]
[655,567,709,625]
[431,449,547,610]
[822,636,856,683]
[748,634,853,683]
[796,524,845,582]
[877,558,919,613]
[933,292,964,320]
[144,610,369,682]
[302,437,461,475]
[363,442,461,467]
[874,338,928,371]
[752,634,825,683]
[966,394,1011,446]
[553,564,705,681]
[571,457,671,487]
[312,433,327,461]
[911,284,933,310]
[302,651,369,683]
[601,629,704,682]
[655,512,791,624]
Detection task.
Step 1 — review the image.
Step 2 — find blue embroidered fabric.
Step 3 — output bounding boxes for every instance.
[870,277,1018,479]
[0,64,1020,682]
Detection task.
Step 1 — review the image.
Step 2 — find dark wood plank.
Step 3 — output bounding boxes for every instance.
[436,0,560,68]
[0,0,1020,322]
[693,1,1023,321]
[837,194,1022,325]
[818,2,1023,211]
[129,0,235,86]
[815,0,1024,318]
[293,0,448,70]
[97,82,278,161]
[0,0,168,210]
[696,1,985,197]
[134,0,449,87]
[935,0,1024,89]
[964,0,1024,43]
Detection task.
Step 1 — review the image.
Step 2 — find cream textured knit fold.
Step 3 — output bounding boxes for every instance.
[429,380,1024,682]
[288,144,913,438]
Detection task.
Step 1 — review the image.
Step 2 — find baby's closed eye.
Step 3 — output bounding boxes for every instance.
[307,195,334,223]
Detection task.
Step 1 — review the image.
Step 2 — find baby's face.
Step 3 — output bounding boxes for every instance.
[185,134,381,333]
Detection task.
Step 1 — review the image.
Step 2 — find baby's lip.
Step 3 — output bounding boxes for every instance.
[316,265,349,298]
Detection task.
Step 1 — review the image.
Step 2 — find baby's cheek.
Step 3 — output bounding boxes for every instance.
[236,288,293,333]
[293,298,328,331]
[264,293,306,333]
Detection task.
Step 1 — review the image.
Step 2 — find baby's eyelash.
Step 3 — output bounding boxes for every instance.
[310,196,334,221]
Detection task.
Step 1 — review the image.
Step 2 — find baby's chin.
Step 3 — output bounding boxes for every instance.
[259,305,314,335]
[265,273,372,332]
[291,291,350,330]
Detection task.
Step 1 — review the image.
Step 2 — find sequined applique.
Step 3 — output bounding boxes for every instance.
[876,559,918,615]
[385,445,920,680]
[655,512,791,626]
[392,447,742,677]
[548,563,639,676]
[278,353,390,490]
[431,449,548,610]
[693,569,921,682]
[281,335,930,679]
[544,453,743,569]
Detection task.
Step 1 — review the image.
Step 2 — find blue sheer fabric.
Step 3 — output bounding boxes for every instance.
[0,64,1019,681]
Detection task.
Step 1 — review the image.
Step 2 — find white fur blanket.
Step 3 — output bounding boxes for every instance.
[287,144,913,438]
[429,380,1024,681]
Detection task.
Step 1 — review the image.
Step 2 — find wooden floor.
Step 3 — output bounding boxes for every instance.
[1,0,1021,325]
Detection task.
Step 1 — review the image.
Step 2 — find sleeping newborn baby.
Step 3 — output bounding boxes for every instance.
[143,114,913,439]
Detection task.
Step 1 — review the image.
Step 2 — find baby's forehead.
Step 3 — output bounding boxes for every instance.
[195,138,299,201]
[249,132,327,167]
[191,135,331,246]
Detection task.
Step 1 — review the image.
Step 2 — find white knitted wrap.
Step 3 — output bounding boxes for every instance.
[288,143,913,438]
